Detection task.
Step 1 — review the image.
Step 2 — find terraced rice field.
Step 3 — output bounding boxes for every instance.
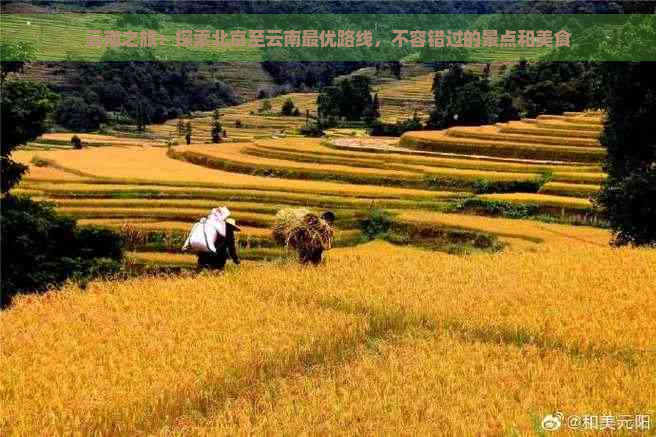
[13,109,607,269]
[147,72,436,143]
[12,142,462,267]
[13,104,607,270]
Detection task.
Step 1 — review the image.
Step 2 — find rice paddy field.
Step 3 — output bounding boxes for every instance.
[6,71,653,435]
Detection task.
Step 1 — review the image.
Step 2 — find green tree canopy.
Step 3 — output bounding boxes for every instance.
[1,79,54,192]
[596,62,656,246]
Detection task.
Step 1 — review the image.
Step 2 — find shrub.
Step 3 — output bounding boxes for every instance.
[259,100,272,113]
[210,109,222,143]
[454,198,539,218]
[281,98,296,116]
[299,123,324,137]
[359,209,394,239]
[369,117,422,137]
[1,195,123,308]
[472,179,542,195]
[71,135,83,149]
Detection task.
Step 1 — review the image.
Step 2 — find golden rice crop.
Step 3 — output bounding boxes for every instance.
[535,120,603,132]
[78,219,273,237]
[47,198,284,214]
[540,181,601,198]
[21,165,90,181]
[3,236,654,435]
[253,138,604,176]
[56,207,274,227]
[478,193,593,210]
[498,124,601,140]
[36,133,164,147]
[13,147,453,201]
[22,181,455,209]
[0,274,367,434]
[400,131,605,162]
[245,143,545,183]
[173,142,589,187]
[394,210,610,249]
[550,171,606,184]
[171,143,421,179]
[446,126,601,147]
[127,248,286,265]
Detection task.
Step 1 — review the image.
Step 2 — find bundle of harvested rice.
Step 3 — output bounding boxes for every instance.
[272,208,334,251]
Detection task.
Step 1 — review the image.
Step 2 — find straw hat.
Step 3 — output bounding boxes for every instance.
[226,218,240,231]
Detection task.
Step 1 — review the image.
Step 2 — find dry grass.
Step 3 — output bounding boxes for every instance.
[3,238,655,435]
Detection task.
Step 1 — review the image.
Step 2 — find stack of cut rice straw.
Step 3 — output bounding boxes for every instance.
[272,208,334,251]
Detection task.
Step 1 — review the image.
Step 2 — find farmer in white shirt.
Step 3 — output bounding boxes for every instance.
[197,217,240,270]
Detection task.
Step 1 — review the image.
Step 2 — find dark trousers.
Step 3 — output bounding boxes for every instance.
[298,247,324,265]
[197,251,228,270]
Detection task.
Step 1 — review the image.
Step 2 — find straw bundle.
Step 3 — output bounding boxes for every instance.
[272,208,334,251]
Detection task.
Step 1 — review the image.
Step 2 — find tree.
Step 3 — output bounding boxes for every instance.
[210,109,222,143]
[389,61,402,79]
[1,79,54,193]
[363,93,381,125]
[348,76,372,120]
[428,64,494,129]
[595,62,656,246]
[281,98,296,116]
[316,76,373,124]
[54,95,106,131]
[1,78,122,308]
[501,61,595,117]
[185,121,192,145]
